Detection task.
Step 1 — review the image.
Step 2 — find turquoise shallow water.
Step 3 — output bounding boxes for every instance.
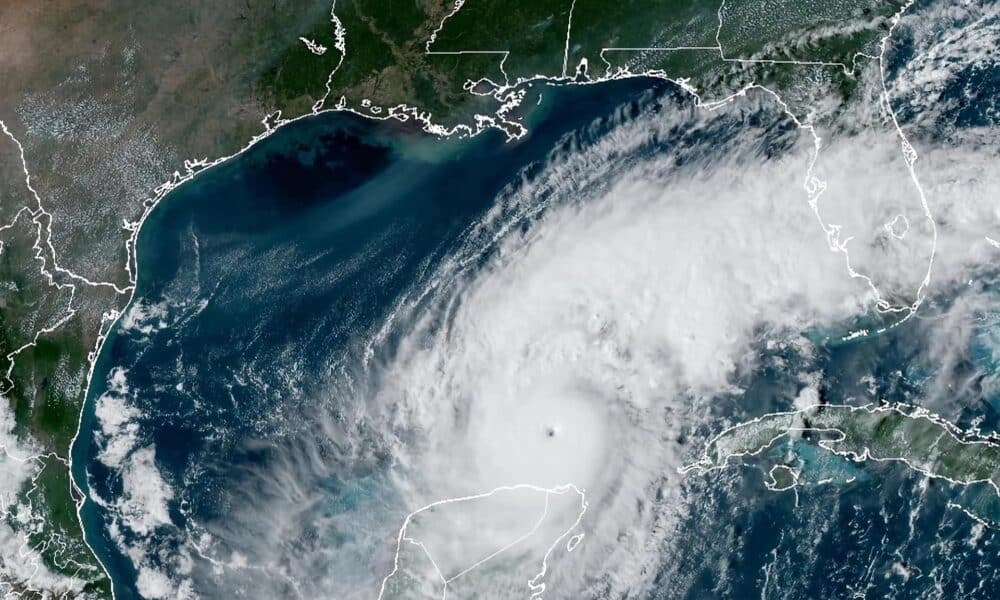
[72,79,678,598]
[71,73,1000,599]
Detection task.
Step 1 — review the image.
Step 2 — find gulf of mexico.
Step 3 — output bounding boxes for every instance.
[70,78,670,599]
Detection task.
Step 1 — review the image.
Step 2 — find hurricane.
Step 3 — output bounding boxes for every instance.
[74,2,1000,598]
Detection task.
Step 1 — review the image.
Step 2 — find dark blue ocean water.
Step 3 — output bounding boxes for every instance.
[71,75,1000,599]
[71,79,683,598]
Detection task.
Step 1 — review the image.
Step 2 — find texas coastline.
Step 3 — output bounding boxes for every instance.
[68,77,674,599]
[63,1,931,590]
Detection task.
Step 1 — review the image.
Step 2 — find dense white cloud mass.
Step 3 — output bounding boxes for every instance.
[105,5,1000,595]
[182,83,1000,597]
[362,93,1000,596]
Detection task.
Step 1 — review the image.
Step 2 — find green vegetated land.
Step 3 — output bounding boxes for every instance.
[691,404,1000,524]
[2,0,345,594]
[0,186,120,598]
[0,0,911,597]
[296,0,906,132]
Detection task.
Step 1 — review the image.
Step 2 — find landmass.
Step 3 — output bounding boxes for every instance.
[378,484,586,600]
[681,403,1000,526]
[0,0,958,596]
